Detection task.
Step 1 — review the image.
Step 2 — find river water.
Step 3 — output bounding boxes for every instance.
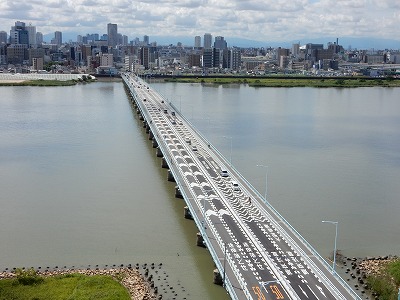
[0,81,399,298]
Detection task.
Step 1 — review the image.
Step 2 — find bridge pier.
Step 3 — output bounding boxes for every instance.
[145,125,150,133]
[184,206,193,219]
[175,186,183,199]
[213,269,223,286]
[161,158,169,169]
[167,170,175,182]
[156,147,163,158]
[148,130,154,139]
[152,139,158,148]
[196,232,206,248]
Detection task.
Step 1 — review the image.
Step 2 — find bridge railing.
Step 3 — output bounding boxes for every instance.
[165,88,361,300]
[123,74,242,300]
[129,74,360,299]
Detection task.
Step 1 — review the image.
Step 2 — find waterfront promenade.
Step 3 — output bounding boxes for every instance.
[122,72,361,300]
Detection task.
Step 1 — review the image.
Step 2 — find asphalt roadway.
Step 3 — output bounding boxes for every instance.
[122,73,361,300]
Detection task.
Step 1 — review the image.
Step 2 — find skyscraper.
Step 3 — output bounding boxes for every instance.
[214,36,227,50]
[143,35,149,46]
[107,23,118,47]
[204,33,212,48]
[194,36,201,48]
[26,24,36,46]
[10,21,29,45]
[36,32,43,45]
[0,31,7,44]
[53,31,62,46]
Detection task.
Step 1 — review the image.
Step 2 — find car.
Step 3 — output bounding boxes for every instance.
[171,119,176,125]
[171,111,175,116]
[192,145,198,151]
[143,98,146,101]
[185,137,191,144]
[161,100,164,103]
[163,109,168,113]
[231,181,240,191]
[220,169,229,177]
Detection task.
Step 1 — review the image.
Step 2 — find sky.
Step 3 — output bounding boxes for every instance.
[1,0,400,46]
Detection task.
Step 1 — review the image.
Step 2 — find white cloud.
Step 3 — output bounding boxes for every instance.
[0,0,398,43]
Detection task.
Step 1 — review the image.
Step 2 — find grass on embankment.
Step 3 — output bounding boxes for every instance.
[0,79,78,86]
[366,259,400,300]
[0,271,130,300]
[164,76,400,88]
[0,78,97,86]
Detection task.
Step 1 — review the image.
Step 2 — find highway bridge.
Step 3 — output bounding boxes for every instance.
[122,73,361,300]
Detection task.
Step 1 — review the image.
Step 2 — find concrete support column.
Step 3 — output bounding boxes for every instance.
[175,186,183,199]
[167,170,175,182]
[196,232,206,248]
[184,206,193,219]
[161,158,169,169]
[213,269,223,286]
[156,147,163,158]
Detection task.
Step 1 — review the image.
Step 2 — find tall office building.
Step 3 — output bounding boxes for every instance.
[107,23,118,47]
[53,31,62,46]
[10,21,29,45]
[214,36,227,50]
[36,32,43,45]
[204,33,212,48]
[143,35,149,46]
[194,36,201,48]
[0,31,7,44]
[26,24,36,46]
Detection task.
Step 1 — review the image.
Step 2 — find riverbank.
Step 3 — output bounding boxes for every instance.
[0,267,157,300]
[0,79,79,86]
[163,76,400,87]
[338,254,400,299]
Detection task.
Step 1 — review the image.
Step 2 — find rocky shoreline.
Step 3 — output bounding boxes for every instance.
[338,254,399,299]
[0,266,158,300]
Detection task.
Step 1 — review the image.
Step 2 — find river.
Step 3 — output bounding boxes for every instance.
[0,81,399,298]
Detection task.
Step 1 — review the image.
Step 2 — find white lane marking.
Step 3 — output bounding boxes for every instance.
[299,285,309,298]
[316,285,326,298]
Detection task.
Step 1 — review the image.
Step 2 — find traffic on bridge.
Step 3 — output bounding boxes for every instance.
[122,73,361,300]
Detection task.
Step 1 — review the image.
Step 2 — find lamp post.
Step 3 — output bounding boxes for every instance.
[322,220,339,273]
[223,242,227,288]
[223,136,232,167]
[256,164,268,202]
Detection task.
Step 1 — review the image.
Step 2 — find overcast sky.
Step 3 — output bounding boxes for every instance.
[1,0,399,44]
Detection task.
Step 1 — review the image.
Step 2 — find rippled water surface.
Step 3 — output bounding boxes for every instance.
[1,81,399,298]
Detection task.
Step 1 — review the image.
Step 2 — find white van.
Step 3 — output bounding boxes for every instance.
[231,181,240,191]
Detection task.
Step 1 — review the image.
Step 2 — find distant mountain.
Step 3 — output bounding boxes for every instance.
[148,35,400,50]
[45,32,400,50]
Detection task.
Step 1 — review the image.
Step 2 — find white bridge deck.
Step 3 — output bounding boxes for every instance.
[122,73,361,300]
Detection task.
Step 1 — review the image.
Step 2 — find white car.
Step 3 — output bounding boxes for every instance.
[220,169,229,177]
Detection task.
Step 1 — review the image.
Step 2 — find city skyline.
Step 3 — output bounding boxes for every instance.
[1,0,399,47]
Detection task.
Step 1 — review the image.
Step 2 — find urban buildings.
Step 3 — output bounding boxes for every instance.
[0,21,398,77]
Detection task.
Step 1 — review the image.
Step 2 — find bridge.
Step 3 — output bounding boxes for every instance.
[121,73,361,300]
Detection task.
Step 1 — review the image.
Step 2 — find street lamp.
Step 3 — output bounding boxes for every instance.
[223,242,227,288]
[256,164,268,202]
[322,220,339,273]
[222,136,232,167]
